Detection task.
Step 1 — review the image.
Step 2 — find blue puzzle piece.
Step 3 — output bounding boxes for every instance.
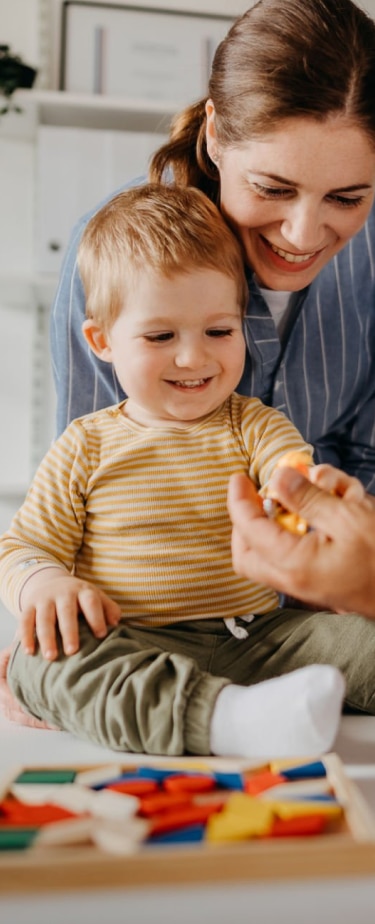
[147,824,205,845]
[214,772,244,790]
[282,761,326,780]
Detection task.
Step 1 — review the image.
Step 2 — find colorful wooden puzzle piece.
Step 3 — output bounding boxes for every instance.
[0,756,348,854]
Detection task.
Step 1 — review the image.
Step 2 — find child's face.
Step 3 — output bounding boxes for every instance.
[87,267,245,428]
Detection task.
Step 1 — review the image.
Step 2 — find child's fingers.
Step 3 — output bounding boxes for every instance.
[34,601,60,661]
[18,606,37,655]
[20,602,60,661]
[19,580,121,661]
[77,586,112,641]
[101,594,122,627]
[54,602,80,656]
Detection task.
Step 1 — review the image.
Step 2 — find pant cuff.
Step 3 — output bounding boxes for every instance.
[184,673,230,754]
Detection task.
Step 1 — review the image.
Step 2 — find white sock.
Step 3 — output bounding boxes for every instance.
[209,665,345,759]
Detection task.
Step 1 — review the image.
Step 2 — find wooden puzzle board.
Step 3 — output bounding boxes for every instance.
[1,752,375,893]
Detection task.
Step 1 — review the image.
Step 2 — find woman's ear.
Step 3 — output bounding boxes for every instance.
[205,99,219,164]
[82,319,113,362]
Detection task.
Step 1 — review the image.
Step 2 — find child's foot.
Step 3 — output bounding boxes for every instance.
[209,665,345,758]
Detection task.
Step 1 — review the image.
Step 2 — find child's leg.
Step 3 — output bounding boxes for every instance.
[7,617,344,758]
[213,607,375,716]
[210,665,344,758]
[7,619,224,755]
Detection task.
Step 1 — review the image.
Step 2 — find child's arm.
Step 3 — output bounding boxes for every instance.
[0,419,121,660]
[18,568,121,661]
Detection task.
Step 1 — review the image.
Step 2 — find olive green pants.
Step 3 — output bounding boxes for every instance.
[8,607,375,755]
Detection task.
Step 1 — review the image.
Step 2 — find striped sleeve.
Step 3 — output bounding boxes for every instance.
[239,398,313,490]
[0,421,89,613]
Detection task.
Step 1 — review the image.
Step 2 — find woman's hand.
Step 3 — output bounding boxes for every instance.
[227,466,375,619]
[19,570,121,660]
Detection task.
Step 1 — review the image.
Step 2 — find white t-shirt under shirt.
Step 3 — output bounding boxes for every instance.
[258,287,292,339]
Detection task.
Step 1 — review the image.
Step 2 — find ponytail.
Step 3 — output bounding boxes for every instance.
[149,99,220,203]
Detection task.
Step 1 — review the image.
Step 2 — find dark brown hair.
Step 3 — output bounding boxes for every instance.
[149,0,375,201]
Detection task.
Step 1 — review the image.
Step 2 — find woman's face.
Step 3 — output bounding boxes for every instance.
[206,107,375,290]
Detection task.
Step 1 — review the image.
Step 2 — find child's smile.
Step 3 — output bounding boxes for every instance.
[100,267,246,429]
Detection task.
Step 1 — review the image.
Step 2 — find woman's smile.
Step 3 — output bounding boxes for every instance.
[260,235,325,273]
[206,112,375,291]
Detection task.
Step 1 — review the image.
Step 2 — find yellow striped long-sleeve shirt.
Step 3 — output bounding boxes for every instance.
[0,394,312,625]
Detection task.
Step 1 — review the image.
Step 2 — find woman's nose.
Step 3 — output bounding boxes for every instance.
[281,201,325,253]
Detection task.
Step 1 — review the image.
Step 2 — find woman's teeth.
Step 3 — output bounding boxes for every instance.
[270,242,316,263]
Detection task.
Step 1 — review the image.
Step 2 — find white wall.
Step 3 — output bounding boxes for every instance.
[0,0,41,66]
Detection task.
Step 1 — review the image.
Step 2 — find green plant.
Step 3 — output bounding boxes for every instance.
[0,44,37,115]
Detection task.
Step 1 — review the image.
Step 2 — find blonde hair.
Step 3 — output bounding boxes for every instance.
[149,0,375,200]
[78,183,248,330]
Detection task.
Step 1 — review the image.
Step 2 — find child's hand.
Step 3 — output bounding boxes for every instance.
[19,570,121,660]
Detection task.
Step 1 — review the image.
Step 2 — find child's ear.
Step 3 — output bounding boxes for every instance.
[82,319,113,362]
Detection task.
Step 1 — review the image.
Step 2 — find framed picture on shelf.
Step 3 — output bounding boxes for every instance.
[60,2,234,106]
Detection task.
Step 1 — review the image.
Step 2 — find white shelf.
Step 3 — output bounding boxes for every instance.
[14,88,178,133]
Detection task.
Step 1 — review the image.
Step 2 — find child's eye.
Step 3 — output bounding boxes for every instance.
[207,328,233,338]
[145,332,174,343]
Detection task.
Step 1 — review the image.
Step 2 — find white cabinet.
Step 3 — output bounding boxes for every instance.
[0,302,34,493]
[61,4,231,103]
[0,278,56,498]
[0,139,34,275]
[35,124,168,274]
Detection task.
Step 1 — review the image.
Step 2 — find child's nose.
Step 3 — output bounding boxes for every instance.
[174,339,206,368]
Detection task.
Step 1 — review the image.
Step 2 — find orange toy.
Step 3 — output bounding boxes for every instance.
[263,450,314,535]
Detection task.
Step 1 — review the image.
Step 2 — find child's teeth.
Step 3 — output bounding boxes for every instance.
[175,379,205,387]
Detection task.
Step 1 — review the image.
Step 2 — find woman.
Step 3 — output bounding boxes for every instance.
[52,0,375,500]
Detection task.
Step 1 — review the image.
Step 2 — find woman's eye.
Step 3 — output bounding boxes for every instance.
[145,332,174,342]
[253,184,292,199]
[327,194,365,209]
[207,328,233,338]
